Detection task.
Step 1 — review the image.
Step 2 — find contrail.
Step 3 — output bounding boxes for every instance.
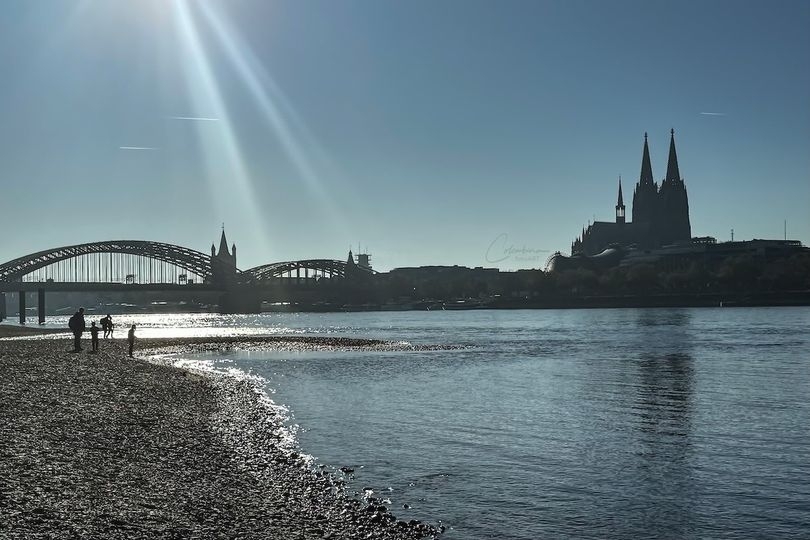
[699,112,726,116]
[119,146,158,150]
[168,116,220,121]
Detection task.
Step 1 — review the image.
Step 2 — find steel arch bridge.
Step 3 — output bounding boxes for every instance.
[0,240,227,283]
[244,259,372,282]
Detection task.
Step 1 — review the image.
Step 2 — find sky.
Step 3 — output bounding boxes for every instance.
[1,0,808,272]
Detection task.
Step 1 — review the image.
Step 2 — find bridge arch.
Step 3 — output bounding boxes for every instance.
[244,259,373,282]
[0,240,229,283]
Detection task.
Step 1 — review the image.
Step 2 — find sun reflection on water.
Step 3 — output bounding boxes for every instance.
[3,312,309,340]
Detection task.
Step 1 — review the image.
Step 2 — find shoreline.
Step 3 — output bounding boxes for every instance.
[0,325,68,338]
[0,334,441,539]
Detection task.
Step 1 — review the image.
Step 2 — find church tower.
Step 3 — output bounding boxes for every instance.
[657,129,691,245]
[210,228,237,285]
[632,133,659,227]
[615,177,625,224]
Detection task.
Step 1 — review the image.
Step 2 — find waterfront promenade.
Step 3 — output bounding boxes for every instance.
[0,331,438,539]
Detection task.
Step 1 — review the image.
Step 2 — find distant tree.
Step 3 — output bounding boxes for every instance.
[659,262,707,292]
[762,254,810,290]
[682,261,712,292]
[556,268,598,295]
[717,255,764,291]
[597,267,627,294]
[625,264,658,293]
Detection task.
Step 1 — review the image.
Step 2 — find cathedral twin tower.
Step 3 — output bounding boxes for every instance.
[572,130,691,256]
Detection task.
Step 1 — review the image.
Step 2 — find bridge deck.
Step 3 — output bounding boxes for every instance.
[0,282,223,293]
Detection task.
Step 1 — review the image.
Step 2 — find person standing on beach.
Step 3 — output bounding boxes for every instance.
[106,315,115,338]
[90,322,100,352]
[127,324,136,358]
[68,308,86,352]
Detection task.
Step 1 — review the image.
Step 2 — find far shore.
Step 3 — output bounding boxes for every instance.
[0,324,67,338]
[0,333,441,539]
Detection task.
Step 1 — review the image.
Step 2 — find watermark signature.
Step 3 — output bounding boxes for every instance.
[485,233,550,264]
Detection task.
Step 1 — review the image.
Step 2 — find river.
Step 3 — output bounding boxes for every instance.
[34,307,810,538]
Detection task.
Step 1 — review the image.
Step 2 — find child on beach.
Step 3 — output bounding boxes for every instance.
[127,324,136,358]
[90,322,100,352]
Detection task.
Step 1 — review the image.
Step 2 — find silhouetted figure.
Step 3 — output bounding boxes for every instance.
[100,316,109,338]
[106,315,115,339]
[68,307,86,352]
[90,322,100,352]
[127,324,136,358]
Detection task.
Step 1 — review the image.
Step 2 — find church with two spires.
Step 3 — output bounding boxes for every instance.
[570,130,692,256]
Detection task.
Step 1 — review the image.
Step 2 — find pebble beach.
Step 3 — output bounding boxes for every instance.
[0,329,441,539]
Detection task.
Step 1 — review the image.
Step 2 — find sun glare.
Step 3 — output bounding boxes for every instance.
[171,0,272,256]
[196,1,351,241]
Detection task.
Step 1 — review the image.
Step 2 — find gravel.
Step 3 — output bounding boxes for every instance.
[0,335,442,539]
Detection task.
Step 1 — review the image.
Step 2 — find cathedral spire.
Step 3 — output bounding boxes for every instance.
[639,132,654,186]
[615,176,625,224]
[633,132,658,225]
[665,128,681,183]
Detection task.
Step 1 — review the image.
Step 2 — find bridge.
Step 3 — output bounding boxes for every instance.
[0,233,373,323]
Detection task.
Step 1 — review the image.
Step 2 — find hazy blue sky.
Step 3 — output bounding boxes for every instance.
[1,0,808,271]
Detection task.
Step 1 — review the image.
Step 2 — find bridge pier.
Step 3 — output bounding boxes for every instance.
[0,292,6,322]
[38,288,46,325]
[19,291,26,324]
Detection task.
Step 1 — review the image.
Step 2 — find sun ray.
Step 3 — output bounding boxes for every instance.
[196,2,350,241]
[171,0,273,257]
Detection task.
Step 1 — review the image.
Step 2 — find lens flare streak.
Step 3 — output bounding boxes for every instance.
[171,0,272,254]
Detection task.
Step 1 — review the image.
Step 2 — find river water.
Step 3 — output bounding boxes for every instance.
[28,307,810,538]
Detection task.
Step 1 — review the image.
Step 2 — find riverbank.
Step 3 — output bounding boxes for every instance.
[0,324,66,338]
[0,335,441,539]
[261,290,810,312]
